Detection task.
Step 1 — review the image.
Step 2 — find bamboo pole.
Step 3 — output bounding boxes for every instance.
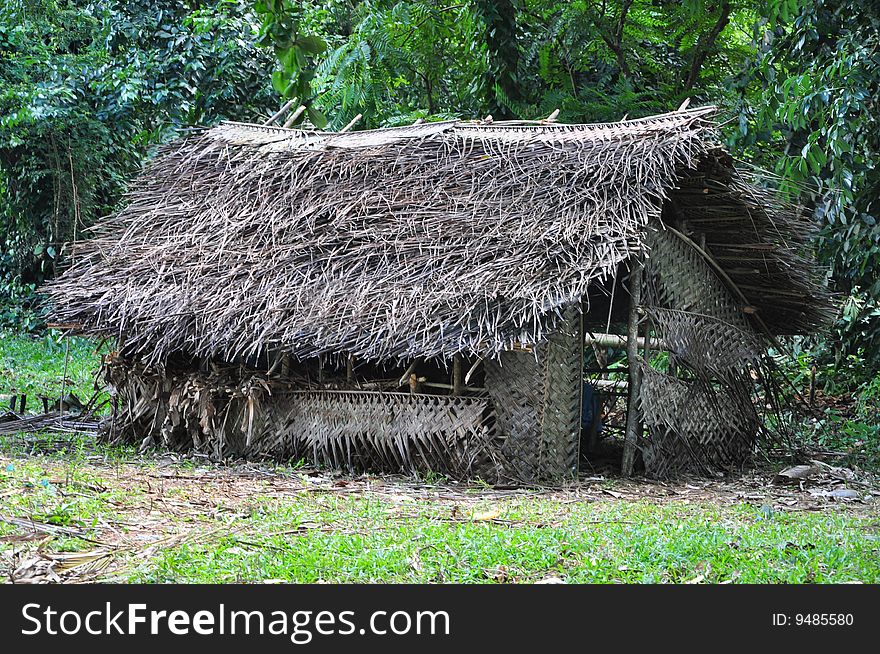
[339,114,362,133]
[585,332,666,350]
[282,105,308,128]
[421,381,484,392]
[263,98,298,126]
[590,378,629,391]
[622,259,643,476]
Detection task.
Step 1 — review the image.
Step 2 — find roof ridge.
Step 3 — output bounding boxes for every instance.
[219,106,717,137]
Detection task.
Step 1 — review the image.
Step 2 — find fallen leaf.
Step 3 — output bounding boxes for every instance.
[775,465,820,484]
[809,488,860,500]
[11,556,60,584]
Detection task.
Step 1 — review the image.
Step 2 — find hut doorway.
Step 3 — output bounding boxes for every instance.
[577,261,639,476]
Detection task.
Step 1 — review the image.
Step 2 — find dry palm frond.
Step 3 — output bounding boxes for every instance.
[43,106,830,367]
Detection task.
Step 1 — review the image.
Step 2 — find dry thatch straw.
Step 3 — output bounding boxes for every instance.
[44,106,832,366]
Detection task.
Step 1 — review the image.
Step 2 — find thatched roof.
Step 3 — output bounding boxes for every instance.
[45,106,832,365]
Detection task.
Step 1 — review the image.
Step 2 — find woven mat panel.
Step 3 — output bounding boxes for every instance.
[484,305,582,483]
[638,363,758,477]
[636,225,763,477]
[538,305,583,481]
[484,351,545,481]
[248,391,504,479]
[646,306,762,374]
[643,226,749,330]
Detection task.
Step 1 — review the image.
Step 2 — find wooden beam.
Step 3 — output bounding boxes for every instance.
[421,381,485,392]
[622,259,643,477]
[585,332,666,350]
[590,379,629,391]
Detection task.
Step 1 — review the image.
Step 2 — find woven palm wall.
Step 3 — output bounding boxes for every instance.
[99,304,583,483]
[639,226,762,477]
[100,321,581,484]
[484,305,583,483]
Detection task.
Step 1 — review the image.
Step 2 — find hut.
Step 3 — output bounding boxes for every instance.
[44,106,833,482]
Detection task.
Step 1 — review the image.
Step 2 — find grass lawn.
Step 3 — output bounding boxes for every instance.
[0,331,877,583]
[0,431,877,584]
[0,331,112,408]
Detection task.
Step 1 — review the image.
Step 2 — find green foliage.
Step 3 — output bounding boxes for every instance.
[474,0,521,118]
[733,0,880,366]
[309,1,482,128]
[807,405,880,472]
[296,1,754,127]
[254,0,328,127]
[787,347,880,470]
[0,1,134,330]
[0,0,277,332]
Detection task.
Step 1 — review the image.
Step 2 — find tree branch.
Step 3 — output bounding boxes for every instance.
[591,0,633,80]
[683,1,732,92]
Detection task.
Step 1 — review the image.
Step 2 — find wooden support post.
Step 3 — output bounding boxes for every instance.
[452,355,463,396]
[408,373,420,394]
[346,355,354,382]
[622,259,643,477]
[19,394,26,414]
